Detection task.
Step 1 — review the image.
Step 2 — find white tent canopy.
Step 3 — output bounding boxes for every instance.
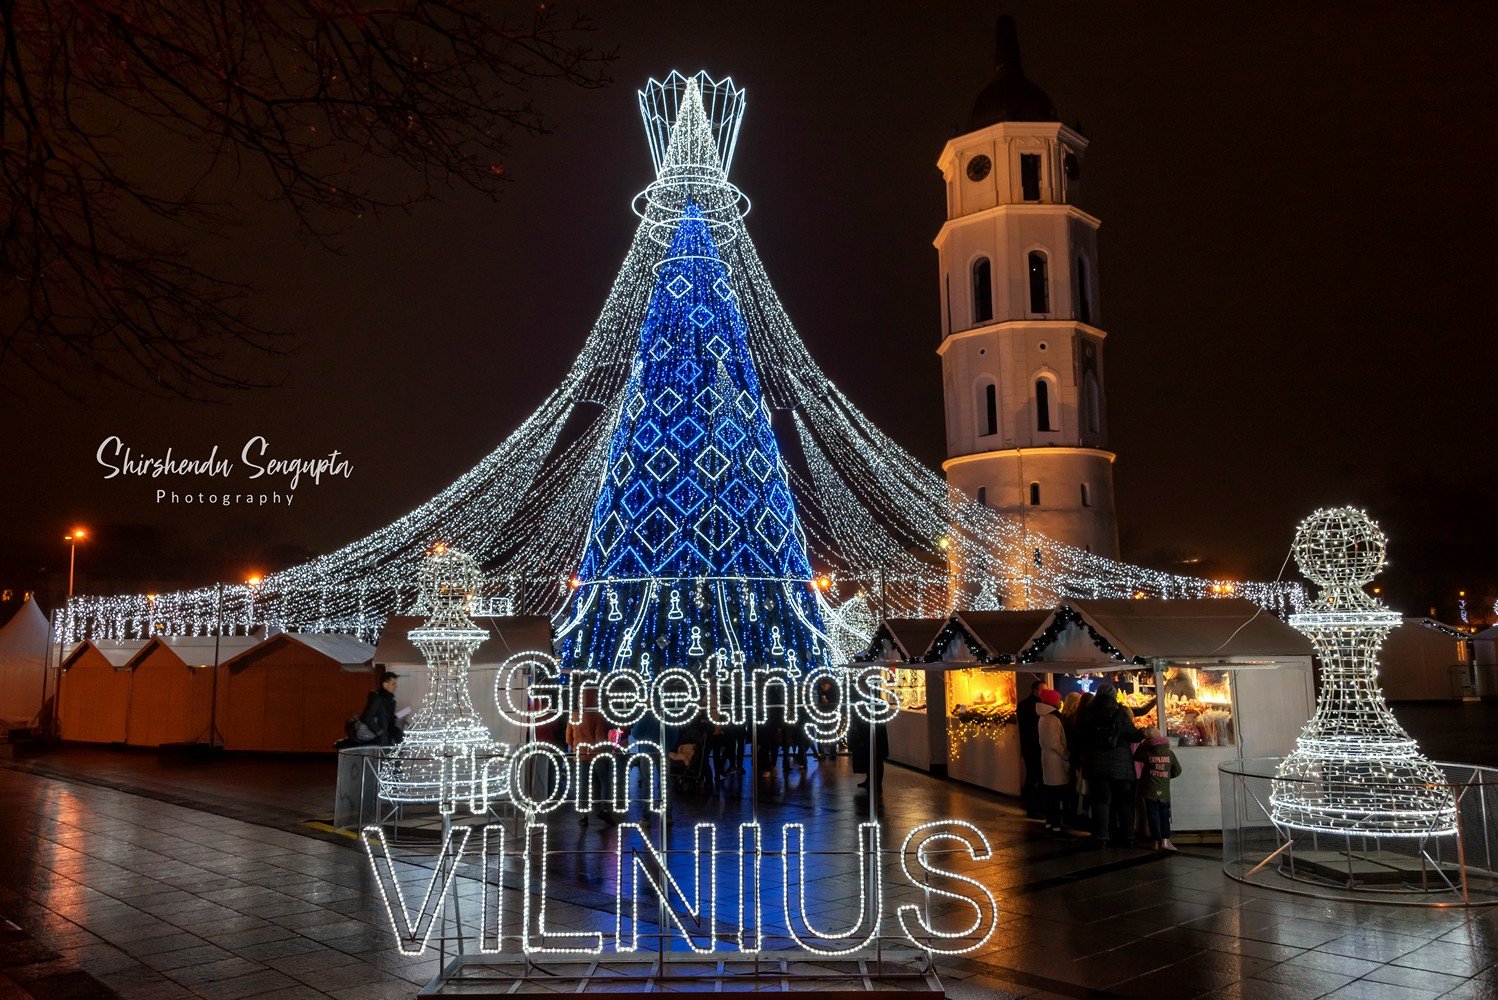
[0,597,50,728]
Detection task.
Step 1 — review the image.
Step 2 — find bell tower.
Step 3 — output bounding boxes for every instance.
[936,15,1119,567]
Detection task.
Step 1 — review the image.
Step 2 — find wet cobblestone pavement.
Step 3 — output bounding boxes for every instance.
[0,703,1493,1000]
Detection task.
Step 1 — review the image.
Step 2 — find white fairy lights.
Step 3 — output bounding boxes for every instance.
[61,69,1303,647]
[1270,508,1458,837]
[377,545,508,805]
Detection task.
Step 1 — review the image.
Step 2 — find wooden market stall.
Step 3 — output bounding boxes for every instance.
[123,633,262,747]
[373,614,553,747]
[58,639,147,743]
[864,618,948,773]
[216,632,375,752]
[1025,599,1315,832]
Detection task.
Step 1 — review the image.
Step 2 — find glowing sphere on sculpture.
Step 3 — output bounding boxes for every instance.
[377,545,506,804]
[1292,507,1386,597]
[1270,508,1457,837]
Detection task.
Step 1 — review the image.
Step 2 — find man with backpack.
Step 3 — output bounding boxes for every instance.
[1078,682,1142,847]
[350,671,405,747]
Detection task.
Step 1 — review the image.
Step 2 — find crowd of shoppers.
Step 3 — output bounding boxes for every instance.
[1019,679,1182,850]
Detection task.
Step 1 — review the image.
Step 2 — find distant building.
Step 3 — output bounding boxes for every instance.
[936,17,1119,576]
[1379,618,1472,701]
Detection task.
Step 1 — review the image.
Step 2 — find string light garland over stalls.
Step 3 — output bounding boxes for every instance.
[59,70,1306,645]
[1270,508,1458,837]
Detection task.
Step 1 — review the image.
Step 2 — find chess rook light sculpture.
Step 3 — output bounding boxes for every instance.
[378,545,506,804]
[1270,508,1457,837]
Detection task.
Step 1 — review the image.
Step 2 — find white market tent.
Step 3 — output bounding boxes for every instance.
[0,597,50,728]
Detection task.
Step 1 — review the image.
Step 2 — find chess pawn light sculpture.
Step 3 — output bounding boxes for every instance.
[1270,508,1457,836]
[378,545,507,804]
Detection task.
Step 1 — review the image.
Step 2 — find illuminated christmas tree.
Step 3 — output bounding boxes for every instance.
[555,195,833,675]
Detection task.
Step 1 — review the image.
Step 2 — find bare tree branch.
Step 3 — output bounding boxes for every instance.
[0,0,613,397]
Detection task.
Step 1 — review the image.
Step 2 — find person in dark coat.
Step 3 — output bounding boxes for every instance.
[1017,679,1045,818]
[847,715,889,794]
[1077,682,1142,847]
[359,671,405,747]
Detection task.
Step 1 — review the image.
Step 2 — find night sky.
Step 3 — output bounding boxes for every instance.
[3,3,1495,619]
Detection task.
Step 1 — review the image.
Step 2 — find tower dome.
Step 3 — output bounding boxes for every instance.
[966,15,1056,131]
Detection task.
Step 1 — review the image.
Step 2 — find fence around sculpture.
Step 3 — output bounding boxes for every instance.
[1220,756,1498,906]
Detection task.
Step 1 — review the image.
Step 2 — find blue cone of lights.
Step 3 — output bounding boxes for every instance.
[555,203,832,676]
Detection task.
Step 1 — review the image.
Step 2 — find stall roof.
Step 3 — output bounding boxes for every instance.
[863,618,948,661]
[1475,625,1498,643]
[62,638,148,669]
[949,610,1053,662]
[1063,599,1312,662]
[374,615,553,667]
[219,631,375,671]
[136,630,267,669]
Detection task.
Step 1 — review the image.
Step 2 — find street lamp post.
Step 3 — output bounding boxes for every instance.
[46,528,88,740]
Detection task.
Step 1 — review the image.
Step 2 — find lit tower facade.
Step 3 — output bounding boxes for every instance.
[936,16,1119,587]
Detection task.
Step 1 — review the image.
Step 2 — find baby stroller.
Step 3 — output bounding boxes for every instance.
[668,722,715,795]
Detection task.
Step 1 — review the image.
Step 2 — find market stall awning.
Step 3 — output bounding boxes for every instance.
[137,630,268,670]
[61,638,149,669]
[861,618,948,662]
[373,615,553,668]
[1063,598,1312,663]
[218,631,374,672]
[947,610,1054,663]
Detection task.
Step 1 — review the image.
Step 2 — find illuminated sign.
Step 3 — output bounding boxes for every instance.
[363,653,1001,958]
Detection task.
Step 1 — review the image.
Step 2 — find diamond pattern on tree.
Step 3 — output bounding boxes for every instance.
[694,445,730,480]
[649,337,673,361]
[633,420,662,451]
[634,507,679,554]
[620,481,654,519]
[666,478,708,517]
[597,512,625,554]
[669,416,705,450]
[653,388,683,416]
[610,453,634,487]
[689,305,715,329]
[644,447,679,482]
[627,393,647,419]
[746,450,773,483]
[714,420,746,451]
[694,507,739,552]
[666,274,692,299]
[706,336,730,360]
[713,276,734,301]
[734,390,758,419]
[754,509,790,551]
[722,480,755,518]
[694,386,724,414]
[673,359,702,386]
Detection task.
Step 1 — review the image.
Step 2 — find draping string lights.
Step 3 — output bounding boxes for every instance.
[1270,508,1458,837]
[377,545,507,804]
[62,70,1305,647]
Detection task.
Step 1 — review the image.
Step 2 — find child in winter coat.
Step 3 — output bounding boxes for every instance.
[1133,726,1182,851]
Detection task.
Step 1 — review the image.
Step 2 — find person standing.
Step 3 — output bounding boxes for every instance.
[1017,679,1045,818]
[1134,726,1182,851]
[1036,688,1069,834]
[567,688,618,826]
[359,671,405,746]
[1078,682,1142,847]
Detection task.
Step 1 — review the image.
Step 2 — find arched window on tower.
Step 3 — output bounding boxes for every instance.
[1029,482,1041,506]
[980,382,998,437]
[972,258,993,325]
[977,487,987,507]
[1035,377,1054,433]
[1076,255,1092,325]
[1081,483,1092,507]
[1027,251,1049,313]
[1085,372,1101,435]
